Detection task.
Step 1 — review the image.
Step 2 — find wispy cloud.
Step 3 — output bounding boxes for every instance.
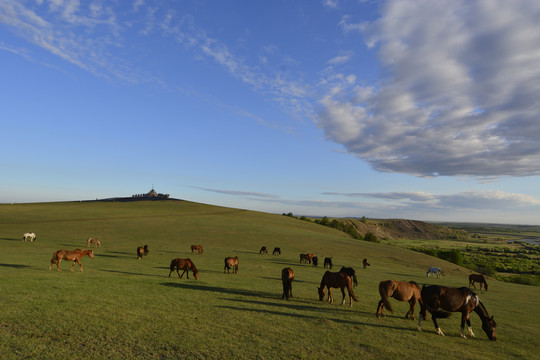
[191,186,279,199]
[318,0,540,178]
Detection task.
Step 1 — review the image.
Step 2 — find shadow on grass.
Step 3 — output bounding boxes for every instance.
[99,269,165,278]
[0,263,31,269]
[161,282,276,298]
[1,237,22,242]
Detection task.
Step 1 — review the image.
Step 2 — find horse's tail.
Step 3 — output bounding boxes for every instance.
[378,282,393,313]
[352,273,358,287]
[348,280,359,302]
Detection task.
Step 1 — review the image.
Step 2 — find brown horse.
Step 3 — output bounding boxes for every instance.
[273,247,281,255]
[376,280,422,319]
[339,267,358,287]
[418,285,497,340]
[143,245,149,256]
[49,249,94,272]
[469,274,488,291]
[224,256,239,274]
[191,244,204,254]
[299,253,311,263]
[169,258,199,279]
[137,246,144,259]
[86,237,101,248]
[318,271,359,307]
[281,267,294,300]
[259,246,268,254]
[363,258,370,269]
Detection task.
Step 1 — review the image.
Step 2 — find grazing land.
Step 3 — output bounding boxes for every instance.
[1,201,539,359]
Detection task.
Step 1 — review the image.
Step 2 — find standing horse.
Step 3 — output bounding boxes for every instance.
[312,256,318,267]
[224,256,239,274]
[137,246,144,259]
[281,267,294,300]
[49,249,94,272]
[169,258,199,279]
[191,245,204,254]
[259,246,268,254]
[324,257,333,269]
[426,267,444,278]
[86,237,101,248]
[299,253,311,263]
[143,245,149,256]
[273,247,281,255]
[376,280,422,319]
[22,233,36,241]
[318,271,359,307]
[339,266,358,287]
[418,285,497,340]
[363,258,370,269]
[469,274,488,291]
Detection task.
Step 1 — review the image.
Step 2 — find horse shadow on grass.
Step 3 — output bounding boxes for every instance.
[0,263,31,269]
[161,282,276,299]
[99,269,164,278]
[0,237,22,242]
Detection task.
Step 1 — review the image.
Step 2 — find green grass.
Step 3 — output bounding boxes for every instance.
[1,201,539,359]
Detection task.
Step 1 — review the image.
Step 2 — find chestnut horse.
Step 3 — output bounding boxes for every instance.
[86,237,101,248]
[281,267,294,300]
[376,280,422,319]
[191,245,204,254]
[137,246,144,259]
[318,271,359,307]
[363,258,370,269]
[339,266,358,287]
[418,285,497,340]
[469,274,488,291]
[49,249,94,272]
[169,258,198,279]
[224,256,239,274]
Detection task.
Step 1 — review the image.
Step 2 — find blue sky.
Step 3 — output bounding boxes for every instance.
[1,0,539,225]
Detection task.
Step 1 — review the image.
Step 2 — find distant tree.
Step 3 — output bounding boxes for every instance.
[364,232,379,243]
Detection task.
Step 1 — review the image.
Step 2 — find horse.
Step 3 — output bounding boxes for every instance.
[318,271,359,307]
[143,245,149,256]
[224,256,239,274]
[137,246,144,259]
[299,253,311,264]
[169,258,198,279]
[339,266,358,287]
[191,244,204,254]
[362,258,370,269]
[86,237,101,248]
[312,256,318,267]
[426,267,444,278]
[469,274,488,291]
[260,246,268,255]
[22,233,36,242]
[273,247,281,255]
[49,249,94,272]
[324,257,333,269]
[281,267,294,300]
[418,285,497,340]
[376,280,422,319]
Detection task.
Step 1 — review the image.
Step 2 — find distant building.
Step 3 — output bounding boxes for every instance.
[132,188,170,199]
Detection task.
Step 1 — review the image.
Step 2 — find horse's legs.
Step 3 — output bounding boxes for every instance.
[407,298,416,320]
[340,287,346,306]
[289,282,293,298]
[181,269,188,279]
[418,304,428,331]
[466,314,475,337]
[327,288,333,303]
[57,258,62,272]
[376,300,385,318]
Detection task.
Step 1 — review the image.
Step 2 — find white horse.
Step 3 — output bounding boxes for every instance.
[426,267,444,278]
[86,237,101,248]
[22,233,36,241]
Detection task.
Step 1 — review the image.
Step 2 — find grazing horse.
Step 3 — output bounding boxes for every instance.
[281,267,294,300]
[49,249,94,272]
[299,253,311,264]
[273,247,281,255]
[418,285,497,340]
[259,246,268,255]
[324,257,333,269]
[469,274,488,291]
[169,258,199,279]
[143,245,149,256]
[362,258,370,269]
[312,256,318,267]
[224,256,239,274]
[426,267,444,278]
[191,244,204,254]
[339,266,358,287]
[318,271,359,307]
[376,280,422,319]
[86,237,101,248]
[137,246,144,259]
[22,233,36,242]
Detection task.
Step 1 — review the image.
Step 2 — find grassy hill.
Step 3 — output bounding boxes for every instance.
[1,201,539,359]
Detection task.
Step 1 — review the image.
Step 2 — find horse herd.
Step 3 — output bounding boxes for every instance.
[38,234,496,341]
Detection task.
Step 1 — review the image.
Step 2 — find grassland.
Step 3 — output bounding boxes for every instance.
[1,201,539,359]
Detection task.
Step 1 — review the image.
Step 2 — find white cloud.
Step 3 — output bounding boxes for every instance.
[319,0,540,177]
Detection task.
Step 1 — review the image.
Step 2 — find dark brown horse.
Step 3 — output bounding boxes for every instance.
[191,244,204,254]
[49,249,94,272]
[281,267,294,300]
[376,280,422,319]
[143,245,149,256]
[224,256,239,274]
[324,257,333,269]
[318,271,359,307]
[273,247,281,255]
[339,266,358,287]
[363,258,370,269]
[418,285,496,340]
[169,258,198,279]
[259,246,268,254]
[469,274,488,291]
[299,253,311,263]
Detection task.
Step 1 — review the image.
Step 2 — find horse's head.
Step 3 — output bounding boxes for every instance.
[88,250,95,258]
[318,287,325,301]
[193,270,199,280]
[482,316,497,341]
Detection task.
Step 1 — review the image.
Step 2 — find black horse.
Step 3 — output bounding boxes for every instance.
[324,257,333,269]
[418,285,496,340]
[339,266,358,287]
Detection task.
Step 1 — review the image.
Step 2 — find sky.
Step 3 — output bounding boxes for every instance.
[1,0,539,225]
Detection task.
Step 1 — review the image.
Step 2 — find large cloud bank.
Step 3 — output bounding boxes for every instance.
[317,0,540,177]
